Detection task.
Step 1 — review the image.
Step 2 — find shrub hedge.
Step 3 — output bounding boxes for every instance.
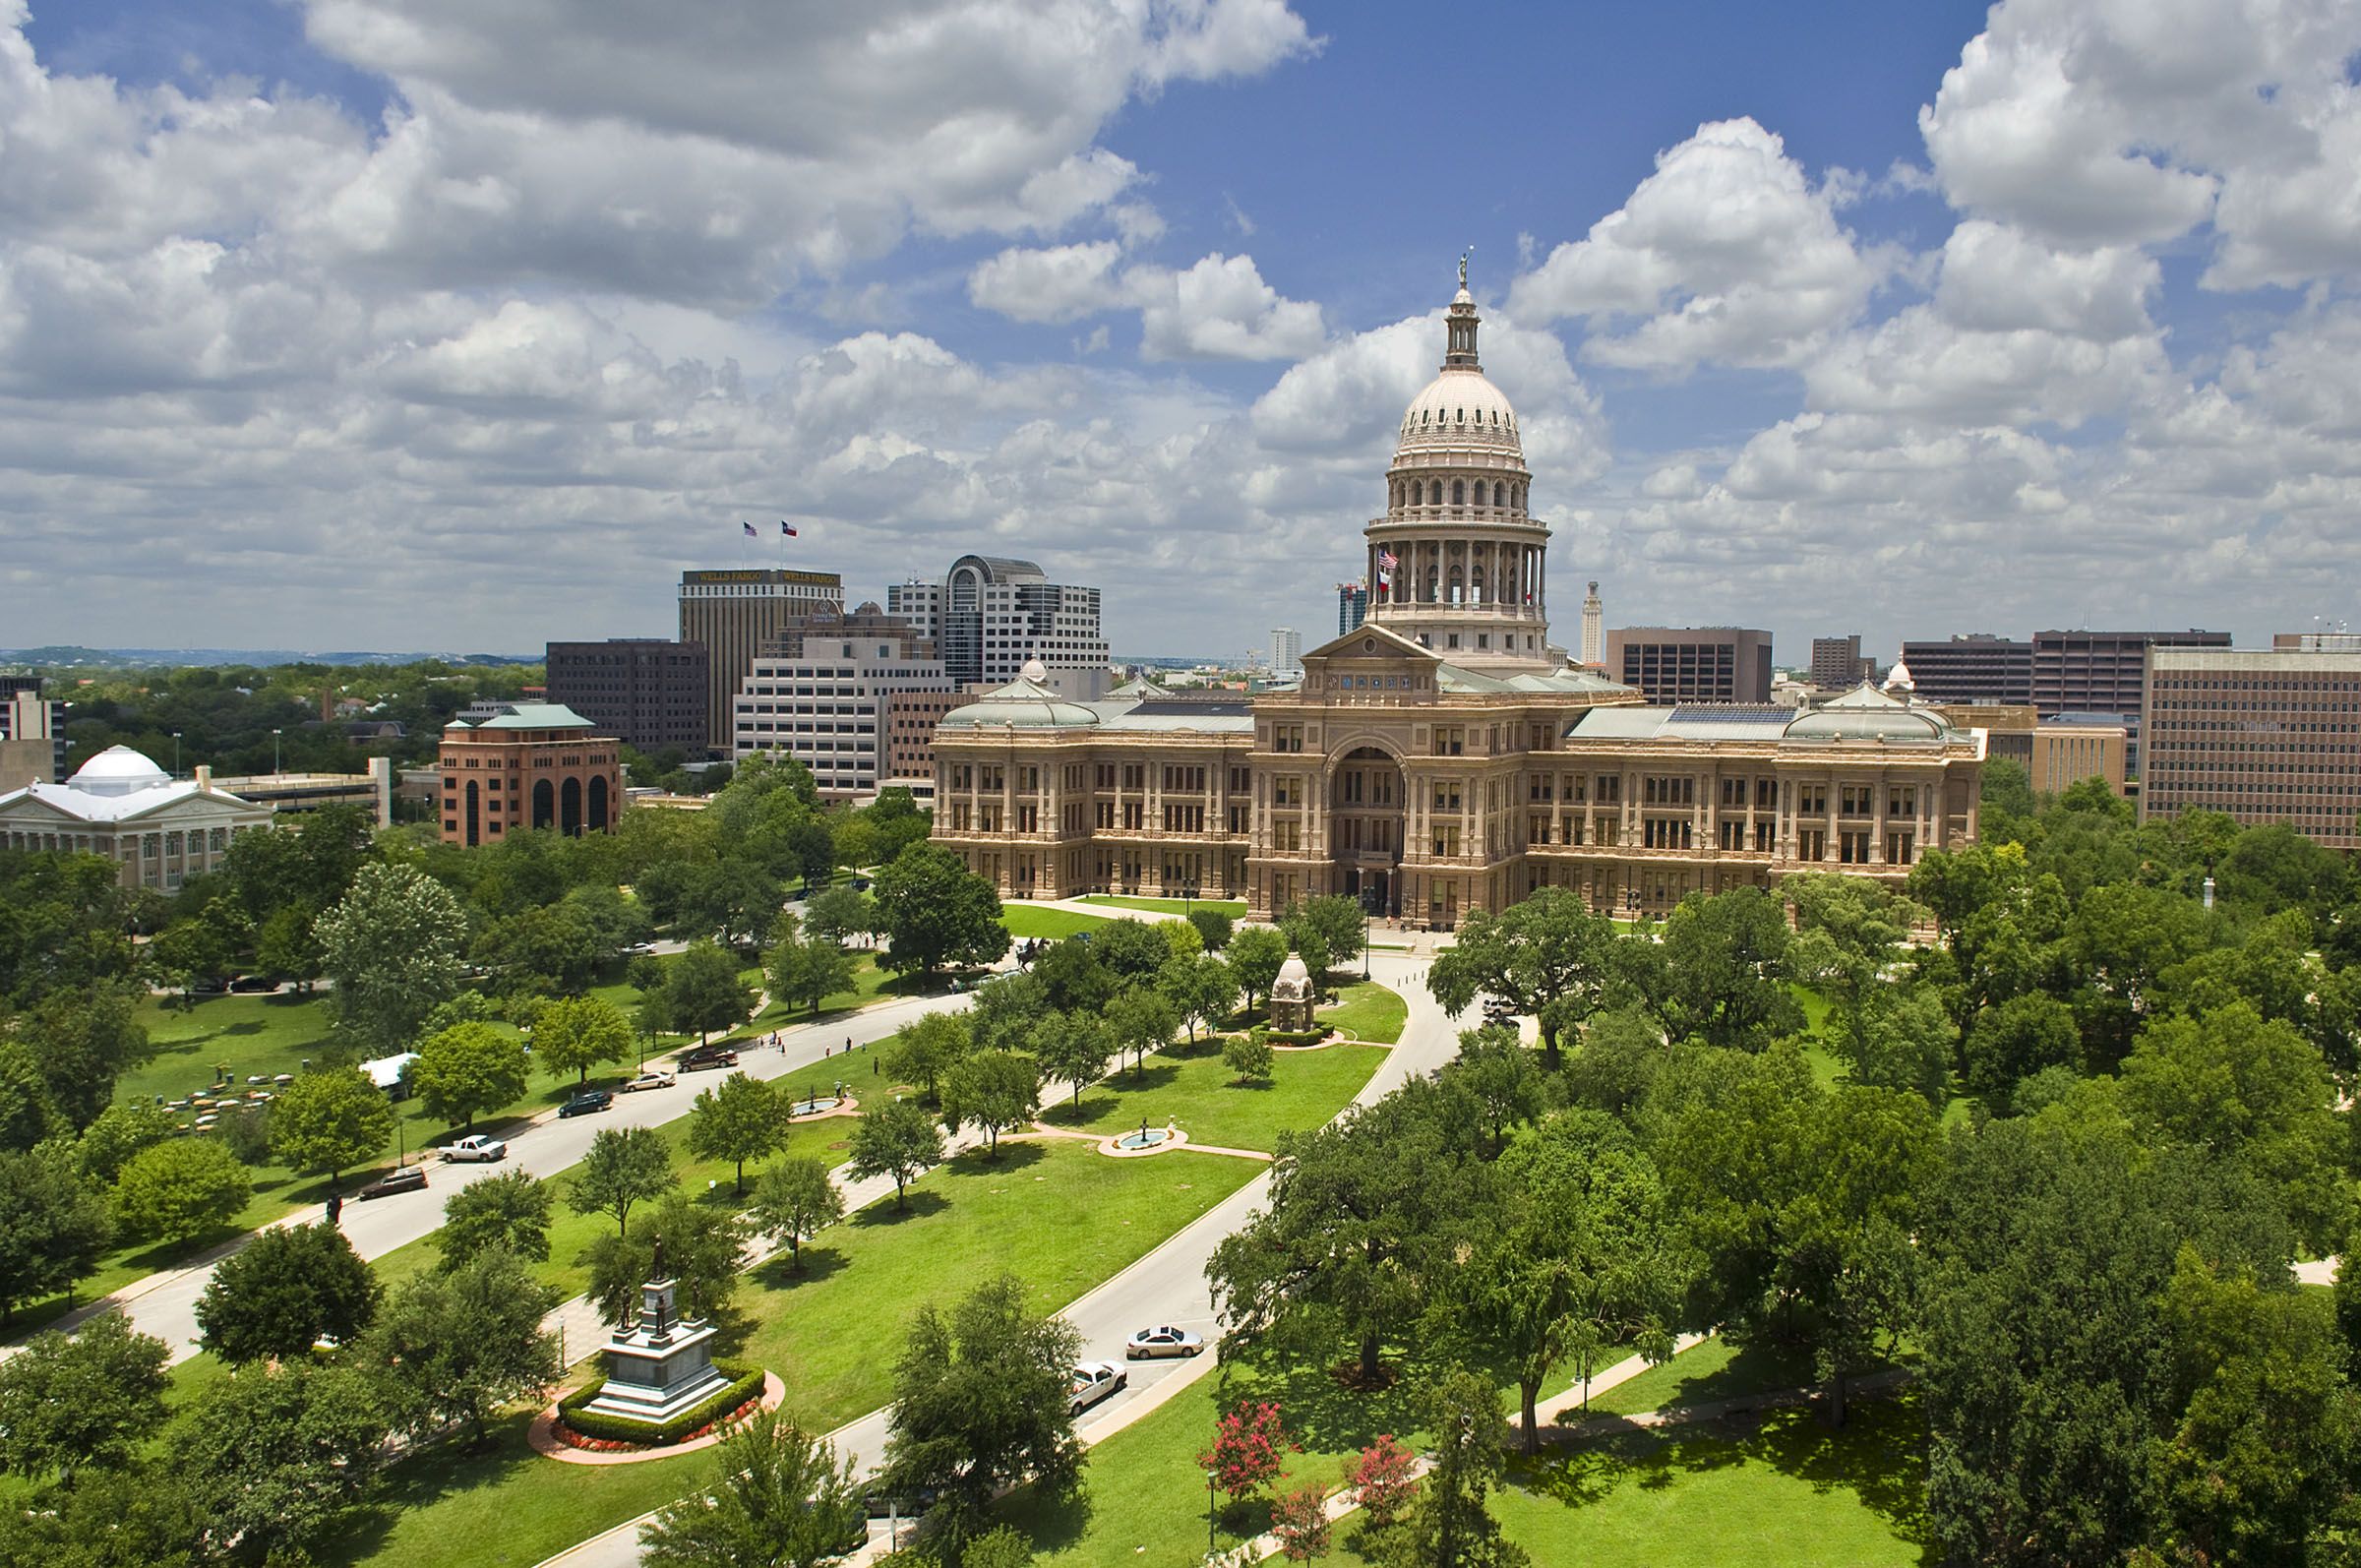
[556,1358,766,1446]
[1261,1028,1330,1047]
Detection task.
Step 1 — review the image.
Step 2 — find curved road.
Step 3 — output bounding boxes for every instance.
[540,935,1461,1568]
[75,967,991,1366]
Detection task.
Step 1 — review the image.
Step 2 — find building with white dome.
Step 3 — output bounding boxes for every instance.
[927,274,1986,924]
[0,746,272,890]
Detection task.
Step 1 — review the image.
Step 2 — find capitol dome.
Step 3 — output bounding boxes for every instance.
[70,746,171,797]
[1394,368,1522,463]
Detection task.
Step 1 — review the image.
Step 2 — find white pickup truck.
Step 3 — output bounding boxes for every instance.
[439,1134,509,1163]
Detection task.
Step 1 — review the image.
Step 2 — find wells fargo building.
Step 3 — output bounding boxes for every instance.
[930,279,1985,924]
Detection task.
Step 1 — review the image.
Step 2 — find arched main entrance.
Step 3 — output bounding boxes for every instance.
[1328,746,1405,919]
[561,777,583,835]
[531,779,555,830]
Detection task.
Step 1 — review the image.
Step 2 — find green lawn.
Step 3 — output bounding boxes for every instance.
[1474,1394,1934,1568]
[1080,894,1248,918]
[1001,906,1119,938]
[1579,1335,1815,1417]
[1041,1041,1387,1154]
[994,1341,1437,1564]
[333,1140,1260,1568]
[1318,982,1407,1045]
[368,1128,857,1307]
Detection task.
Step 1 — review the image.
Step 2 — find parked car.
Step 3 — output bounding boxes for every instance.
[617,1069,676,1094]
[1124,1325,1205,1359]
[863,1483,940,1520]
[677,1045,739,1071]
[558,1089,615,1118]
[439,1134,508,1163]
[356,1165,428,1200]
[227,975,277,994]
[1068,1360,1127,1416]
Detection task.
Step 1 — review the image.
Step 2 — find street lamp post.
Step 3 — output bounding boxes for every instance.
[272,728,283,776]
[171,731,181,777]
[1207,1468,1217,1558]
[1362,890,1372,981]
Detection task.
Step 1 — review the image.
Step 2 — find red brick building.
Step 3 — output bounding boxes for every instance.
[439,703,624,846]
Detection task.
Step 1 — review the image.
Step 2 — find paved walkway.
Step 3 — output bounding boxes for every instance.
[25,974,999,1366]
[534,947,1463,1568]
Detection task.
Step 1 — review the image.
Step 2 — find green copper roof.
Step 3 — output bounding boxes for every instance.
[473,703,596,731]
[938,678,1102,729]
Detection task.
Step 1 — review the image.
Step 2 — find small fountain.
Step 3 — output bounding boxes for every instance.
[790,1080,849,1117]
[1115,1117,1171,1151]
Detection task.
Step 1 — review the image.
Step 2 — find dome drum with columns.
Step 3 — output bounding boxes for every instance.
[1364,274,1553,669]
[923,268,1985,927]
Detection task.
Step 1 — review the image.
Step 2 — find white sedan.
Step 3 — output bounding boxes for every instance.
[1068,1360,1127,1416]
[1125,1325,1204,1359]
[616,1069,677,1094]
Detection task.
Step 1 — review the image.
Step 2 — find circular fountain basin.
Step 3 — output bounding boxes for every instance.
[790,1096,844,1116]
[1115,1128,1172,1150]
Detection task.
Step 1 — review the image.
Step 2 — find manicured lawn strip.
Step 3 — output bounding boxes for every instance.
[741,1140,1258,1435]
[1481,1394,1933,1567]
[1318,982,1407,1044]
[1081,894,1248,918]
[327,1411,708,1568]
[1001,906,1119,938]
[995,1348,1437,1564]
[1580,1336,1809,1417]
[335,1141,1258,1568]
[1320,1395,1931,1568]
[368,1134,857,1304]
[1041,1044,1387,1154]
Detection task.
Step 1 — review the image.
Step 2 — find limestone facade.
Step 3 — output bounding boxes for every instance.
[929,276,1984,925]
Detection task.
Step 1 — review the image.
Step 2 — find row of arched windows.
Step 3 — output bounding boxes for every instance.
[1391,478,1525,512]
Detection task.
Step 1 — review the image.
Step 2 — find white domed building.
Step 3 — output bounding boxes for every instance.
[0,745,272,891]
[927,271,1987,924]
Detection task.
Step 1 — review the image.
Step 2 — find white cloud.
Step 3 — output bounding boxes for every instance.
[1800,218,2169,430]
[967,241,1128,324]
[968,245,1326,362]
[1136,253,1324,361]
[1920,0,2361,284]
[1507,118,1893,372]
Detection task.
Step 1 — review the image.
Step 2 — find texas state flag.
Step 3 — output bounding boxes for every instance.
[780,521,799,537]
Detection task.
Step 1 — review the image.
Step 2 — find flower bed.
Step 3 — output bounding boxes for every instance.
[554,1359,768,1448]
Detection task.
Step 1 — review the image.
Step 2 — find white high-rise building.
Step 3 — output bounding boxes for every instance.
[887,555,1109,700]
[1581,580,1604,667]
[1270,628,1302,676]
[732,613,953,799]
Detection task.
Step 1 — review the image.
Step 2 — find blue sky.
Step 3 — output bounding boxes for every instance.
[4,0,2357,660]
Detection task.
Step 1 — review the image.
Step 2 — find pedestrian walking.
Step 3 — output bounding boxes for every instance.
[326,1191,343,1227]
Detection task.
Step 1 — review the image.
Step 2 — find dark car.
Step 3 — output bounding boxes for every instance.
[227,975,277,994]
[356,1165,428,1200]
[558,1088,615,1117]
[864,1483,940,1520]
[677,1045,739,1071]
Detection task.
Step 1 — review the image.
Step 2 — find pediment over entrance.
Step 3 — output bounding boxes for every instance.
[1300,622,1436,669]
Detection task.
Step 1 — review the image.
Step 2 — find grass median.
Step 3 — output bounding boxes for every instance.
[1317,981,1407,1044]
[995,1347,1928,1568]
[1080,894,1248,918]
[1001,906,1120,939]
[329,1137,1259,1568]
[1041,1041,1387,1154]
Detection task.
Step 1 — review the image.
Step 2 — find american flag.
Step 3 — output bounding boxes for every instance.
[1377,549,1398,573]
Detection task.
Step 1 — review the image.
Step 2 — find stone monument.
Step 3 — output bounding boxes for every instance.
[580,1259,731,1426]
[1269,954,1317,1031]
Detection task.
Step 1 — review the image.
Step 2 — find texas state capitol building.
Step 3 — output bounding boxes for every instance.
[929,277,1985,926]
